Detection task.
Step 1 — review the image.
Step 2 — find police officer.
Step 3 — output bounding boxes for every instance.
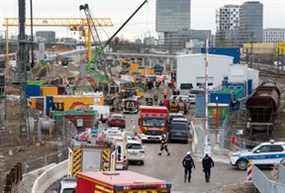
[158,134,170,156]
[182,151,195,183]
[202,154,214,183]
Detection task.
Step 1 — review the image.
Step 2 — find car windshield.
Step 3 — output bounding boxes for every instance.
[170,124,188,131]
[143,117,165,127]
[63,188,75,193]
[127,143,143,150]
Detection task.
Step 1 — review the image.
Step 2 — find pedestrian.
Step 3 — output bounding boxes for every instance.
[202,154,214,183]
[158,134,170,156]
[182,151,195,183]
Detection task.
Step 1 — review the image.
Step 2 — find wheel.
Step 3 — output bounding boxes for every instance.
[237,159,248,170]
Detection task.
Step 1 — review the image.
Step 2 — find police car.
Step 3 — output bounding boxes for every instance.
[230,140,285,170]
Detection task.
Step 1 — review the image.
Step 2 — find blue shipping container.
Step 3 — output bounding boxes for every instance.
[209,92,232,104]
[195,94,205,117]
[25,84,41,97]
[201,48,240,64]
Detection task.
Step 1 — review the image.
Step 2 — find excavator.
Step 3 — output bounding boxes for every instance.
[77,0,148,93]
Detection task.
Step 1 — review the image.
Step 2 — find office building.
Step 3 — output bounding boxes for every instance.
[156,0,191,32]
[163,29,211,52]
[264,28,285,43]
[239,1,263,44]
[216,5,240,47]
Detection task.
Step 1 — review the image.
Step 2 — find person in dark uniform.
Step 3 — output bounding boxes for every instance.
[182,151,195,183]
[158,134,170,156]
[202,154,215,183]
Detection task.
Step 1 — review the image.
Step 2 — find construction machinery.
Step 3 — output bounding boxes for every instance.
[78,0,148,76]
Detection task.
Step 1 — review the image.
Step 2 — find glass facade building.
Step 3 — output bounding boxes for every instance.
[239,1,263,44]
[156,0,191,32]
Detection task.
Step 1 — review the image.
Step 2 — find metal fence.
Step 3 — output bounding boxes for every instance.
[253,165,285,193]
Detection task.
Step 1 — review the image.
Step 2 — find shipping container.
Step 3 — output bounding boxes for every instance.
[53,95,95,111]
[29,96,45,112]
[201,48,241,64]
[25,84,41,97]
[41,86,58,96]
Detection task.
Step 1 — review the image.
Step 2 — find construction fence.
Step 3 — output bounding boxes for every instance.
[253,165,285,193]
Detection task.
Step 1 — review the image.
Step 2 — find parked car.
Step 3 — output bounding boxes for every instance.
[168,122,190,144]
[58,177,76,193]
[108,113,126,128]
[127,140,145,165]
[230,141,285,170]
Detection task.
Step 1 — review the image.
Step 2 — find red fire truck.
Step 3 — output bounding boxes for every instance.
[138,106,169,142]
[76,171,171,193]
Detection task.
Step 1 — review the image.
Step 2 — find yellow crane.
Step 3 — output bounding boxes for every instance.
[3,17,113,63]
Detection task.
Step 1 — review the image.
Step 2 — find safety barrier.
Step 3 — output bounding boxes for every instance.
[278,165,285,184]
[253,165,285,193]
[32,160,68,193]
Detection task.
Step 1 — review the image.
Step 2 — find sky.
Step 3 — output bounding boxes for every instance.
[0,0,285,40]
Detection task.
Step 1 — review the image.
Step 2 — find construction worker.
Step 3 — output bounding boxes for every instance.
[182,151,195,183]
[202,154,215,183]
[161,95,170,109]
[158,134,170,156]
[163,88,168,98]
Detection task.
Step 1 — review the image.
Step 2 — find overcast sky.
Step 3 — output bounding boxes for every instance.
[0,0,285,40]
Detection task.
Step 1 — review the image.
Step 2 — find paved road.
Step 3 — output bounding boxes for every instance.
[45,109,246,193]
[129,143,244,193]
[46,142,244,193]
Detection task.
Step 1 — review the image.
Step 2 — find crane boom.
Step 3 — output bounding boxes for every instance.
[3,17,113,27]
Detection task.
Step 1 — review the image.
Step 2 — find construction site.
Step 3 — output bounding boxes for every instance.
[1,1,285,193]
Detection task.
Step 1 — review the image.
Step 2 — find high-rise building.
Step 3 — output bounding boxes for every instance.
[239,1,263,45]
[216,5,240,32]
[156,0,191,33]
[216,5,240,47]
[264,28,285,43]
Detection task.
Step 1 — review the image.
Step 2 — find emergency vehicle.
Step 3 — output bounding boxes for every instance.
[76,171,172,193]
[138,106,169,142]
[230,141,285,170]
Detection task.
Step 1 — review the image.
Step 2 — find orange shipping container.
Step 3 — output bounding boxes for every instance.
[53,95,95,111]
[41,86,58,96]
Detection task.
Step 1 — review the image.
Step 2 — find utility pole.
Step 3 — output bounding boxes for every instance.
[17,0,31,140]
[30,0,35,68]
[204,38,210,155]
